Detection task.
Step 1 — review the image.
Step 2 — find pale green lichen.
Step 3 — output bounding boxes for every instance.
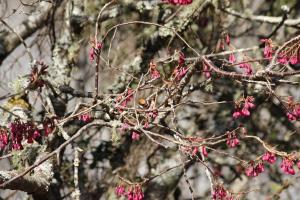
[136,1,154,12]
[109,7,119,18]
[0,171,12,181]
[8,76,29,94]
[11,144,45,170]
[158,25,174,38]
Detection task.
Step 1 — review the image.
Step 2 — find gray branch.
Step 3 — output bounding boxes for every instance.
[0,2,53,64]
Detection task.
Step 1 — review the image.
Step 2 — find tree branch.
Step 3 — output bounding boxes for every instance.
[0,2,53,64]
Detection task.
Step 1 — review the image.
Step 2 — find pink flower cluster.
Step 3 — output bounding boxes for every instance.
[0,129,8,150]
[89,40,103,62]
[261,39,273,60]
[277,53,299,65]
[178,51,185,67]
[0,118,55,150]
[115,185,144,200]
[261,38,299,64]
[280,158,296,175]
[150,62,160,80]
[121,123,130,132]
[225,34,230,45]
[233,96,255,119]
[226,133,239,148]
[219,33,230,51]
[43,117,55,137]
[78,113,93,123]
[286,105,300,121]
[239,61,253,75]
[166,0,192,5]
[203,64,211,79]
[116,88,134,112]
[9,120,41,150]
[280,158,300,175]
[191,146,198,156]
[119,123,142,141]
[115,185,126,197]
[246,152,277,177]
[245,162,265,177]
[202,146,208,157]
[228,54,236,64]
[246,152,300,176]
[174,51,188,80]
[174,67,188,80]
[286,97,300,121]
[289,55,299,64]
[262,152,276,164]
[212,185,229,200]
[131,131,140,141]
[174,67,188,81]
[147,110,158,120]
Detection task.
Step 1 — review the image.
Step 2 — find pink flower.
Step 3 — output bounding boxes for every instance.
[192,147,198,156]
[239,62,253,75]
[229,54,236,64]
[244,98,255,109]
[261,39,273,60]
[289,56,298,64]
[203,64,211,79]
[225,34,230,45]
[178,51,185,67]
[287,105,300,121]
[115,185,126,197]
[95,42,102,49]
[116,88,134,113]
[287,112,296,121]
[277,53,288,64]
[79,113,92,123]
[219,41,225,51]
[226,134,239,148]
[127,185,144,200]
[245,162,264,177]
[89,48,95,62]
[0,130,8,150]
[264,47,272,60]
[241,108,250,116]
[201,146,208,157]
[121,123,129,131]
[294,106,300,116]
[147,110,158,119]
[167,0,193,5]
[280,158,295,175]
[143,121,150,129]
[262,152,276,164]
[8,121,44,148]
[212,186,227,200]
[233,111,241,119]
[43,118,55,137]
[245,165,256,177]
[233,96,255,119]
[9,120,25,150]
[297,161,300,170]
[132,131,140,141]
[27,134,34,144]
[255,162,265,174]
[174,67,188,80]
[173,51,188,80]
[89,41,103,62]
[149,61,160,80]
[33,130,41,139]
[150,69,160,79]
